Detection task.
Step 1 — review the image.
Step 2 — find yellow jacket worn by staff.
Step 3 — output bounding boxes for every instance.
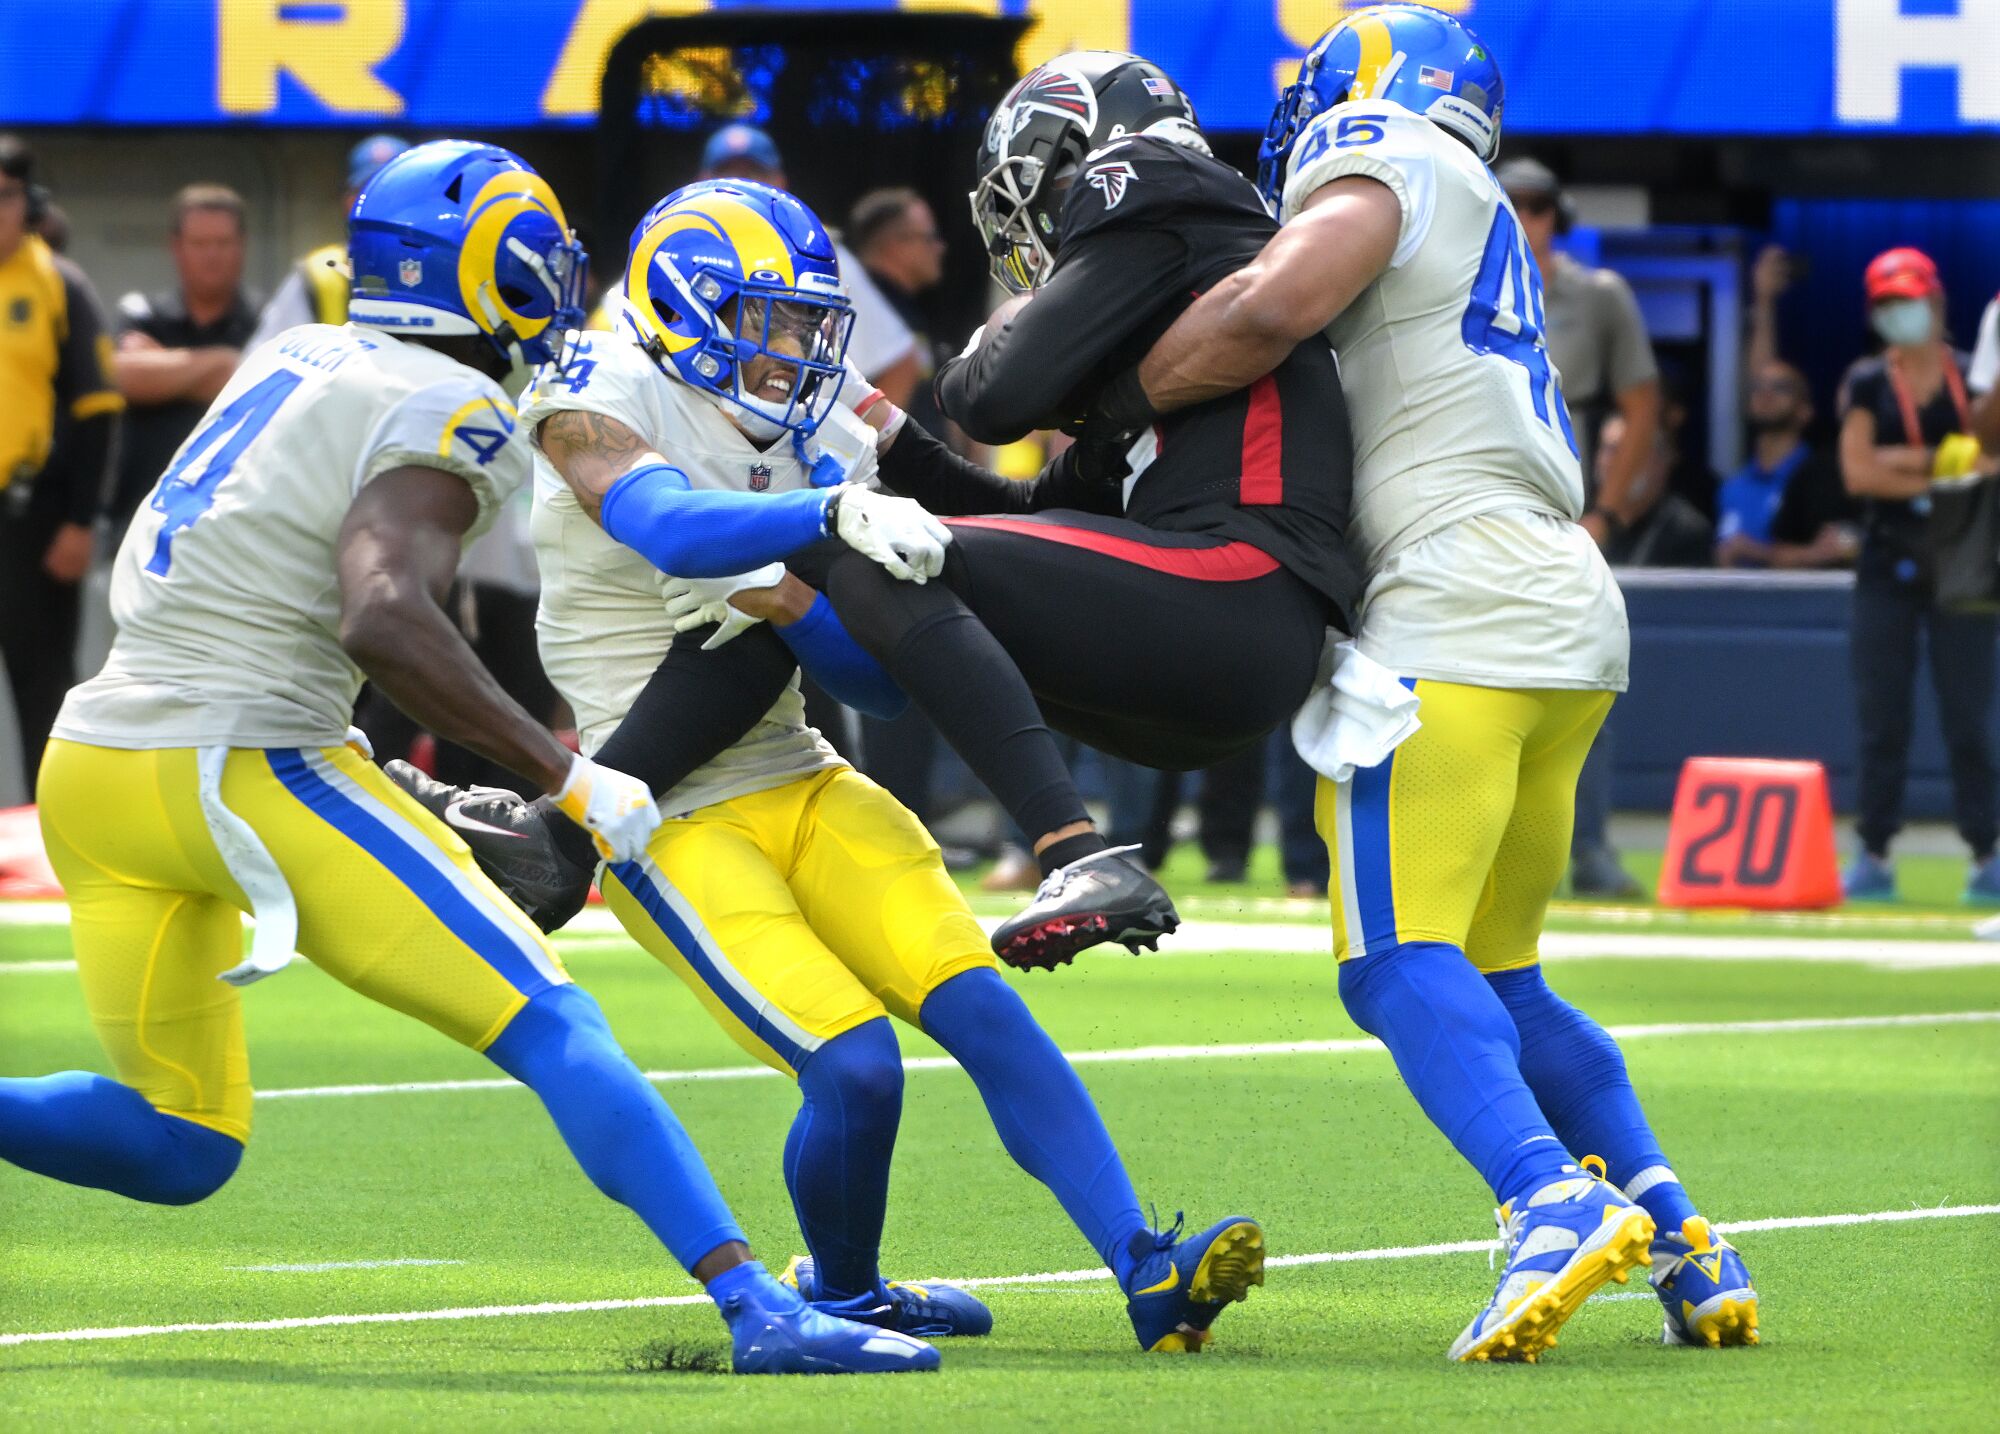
[43,322,564,1144]
[0,232,122,491]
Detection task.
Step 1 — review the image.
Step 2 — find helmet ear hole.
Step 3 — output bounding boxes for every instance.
[498,283,535,310]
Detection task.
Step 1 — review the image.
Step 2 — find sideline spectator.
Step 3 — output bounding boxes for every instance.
[110,185,260,529]
[848,187,947,419]
[1838,248,1999,902]
[0,135,122,796]
[1971,287,2000,454]
[1714,361,1857,569]
[1500,157,1659,898]
[1498,157,1661,548]
[846,187,958,841]
[245,134,407,350]
[1594,413,1714,568]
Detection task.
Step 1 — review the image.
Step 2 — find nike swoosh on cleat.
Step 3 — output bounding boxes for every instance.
[1133,1261,1179,1297]
[444,798,528,840]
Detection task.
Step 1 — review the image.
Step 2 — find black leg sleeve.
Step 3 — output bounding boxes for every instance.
[822,547,1091,843]
[540,624,800,868]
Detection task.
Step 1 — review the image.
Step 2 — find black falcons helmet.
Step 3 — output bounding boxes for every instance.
[972,51,1206,293]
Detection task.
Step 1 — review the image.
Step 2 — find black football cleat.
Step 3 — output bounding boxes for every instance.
[384,760,595,933]
[989,844,1179,971]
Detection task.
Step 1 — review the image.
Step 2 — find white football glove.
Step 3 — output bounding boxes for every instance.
[550,752,661,864]
[829,485,952,583]
[663,563,787,650]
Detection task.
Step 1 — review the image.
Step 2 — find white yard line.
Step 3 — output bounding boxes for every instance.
[228,1259,465,1274]
[12,922,2000,974]
[5,1202,1993,1348]
[240,1010,2000,1103]
[10,911,2000,971]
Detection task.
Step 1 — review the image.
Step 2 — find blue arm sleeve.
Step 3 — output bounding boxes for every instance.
[600,462,832,578]
[776,594,908,721]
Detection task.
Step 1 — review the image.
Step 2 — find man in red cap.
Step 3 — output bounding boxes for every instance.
[1837,246,2000,903]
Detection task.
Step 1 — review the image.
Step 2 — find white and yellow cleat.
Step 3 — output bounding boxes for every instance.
[1448,1170,1656,1364]
[1652,1217,1760,1348]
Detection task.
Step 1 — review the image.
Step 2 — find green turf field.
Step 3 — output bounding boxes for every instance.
[4,854,1998,1432]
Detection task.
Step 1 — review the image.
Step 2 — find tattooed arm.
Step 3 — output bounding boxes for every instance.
[536,405,846,579]
[535,408,661,524]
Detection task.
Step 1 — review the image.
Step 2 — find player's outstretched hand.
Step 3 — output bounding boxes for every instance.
[664,563,787,650]
[383,760,594,933]
[829,485,952,583]
[552,752,661,864]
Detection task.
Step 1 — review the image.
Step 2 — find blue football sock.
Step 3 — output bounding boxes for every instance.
[1339,942,1574,1207]
[0,1071,241,1205]
[1487,966,1699,1232]
[785,1019,904,1301]
[484,984,745,1273]
[920,968,1151,1289]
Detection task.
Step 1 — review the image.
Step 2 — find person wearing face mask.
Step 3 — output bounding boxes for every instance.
[1836,247,2000,903]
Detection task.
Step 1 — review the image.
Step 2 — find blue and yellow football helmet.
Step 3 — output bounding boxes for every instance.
[1258,4,1505,207]
[621,179,855,438]
[347,140,587,369]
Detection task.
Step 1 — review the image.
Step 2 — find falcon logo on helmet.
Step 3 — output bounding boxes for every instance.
[1015,64,1097,123]
[971,50,1207,294]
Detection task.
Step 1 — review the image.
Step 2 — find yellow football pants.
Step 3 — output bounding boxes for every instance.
[1316,682,1614,973]
[599,766,995,1078]
[36,740,568,1143]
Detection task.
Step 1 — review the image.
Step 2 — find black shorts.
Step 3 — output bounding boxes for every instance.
[815,509,1329,771]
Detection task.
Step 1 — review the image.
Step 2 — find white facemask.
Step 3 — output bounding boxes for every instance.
[1871,298,1934,347]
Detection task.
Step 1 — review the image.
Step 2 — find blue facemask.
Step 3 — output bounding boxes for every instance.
[1871,298,1933,347]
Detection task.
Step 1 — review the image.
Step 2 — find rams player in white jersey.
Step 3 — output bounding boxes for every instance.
[0,142,933,1376]
[1086,5,1757,1361]
[397,179,1267,1353]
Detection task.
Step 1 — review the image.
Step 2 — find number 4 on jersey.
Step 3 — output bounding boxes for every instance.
[146,369,303,576]
[1461,207,1578,456]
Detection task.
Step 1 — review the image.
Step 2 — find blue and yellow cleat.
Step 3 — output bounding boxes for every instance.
[1124,1214,1266,1353]
[779,1254,994,1338]
[718,1263,940,1374]
[1449,1171,1655,1364]
[1652,1217,1760,1348]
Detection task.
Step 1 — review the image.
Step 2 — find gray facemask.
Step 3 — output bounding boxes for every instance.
[1870,298,1934,348]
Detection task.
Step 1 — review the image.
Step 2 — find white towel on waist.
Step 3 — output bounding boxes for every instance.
[1290,637,1423,784]
[199,746,300,986]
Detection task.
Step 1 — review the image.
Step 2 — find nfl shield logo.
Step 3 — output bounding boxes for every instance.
[398,258,423,287]
[747,463,772,492]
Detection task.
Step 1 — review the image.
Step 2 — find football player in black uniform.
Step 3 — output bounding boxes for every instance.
[812,52,1357,965]
[397,53,1358,972]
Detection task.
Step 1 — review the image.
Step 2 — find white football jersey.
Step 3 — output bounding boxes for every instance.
[56,325,529,748]
[1283,101,1626,690]
[519,332,879,816]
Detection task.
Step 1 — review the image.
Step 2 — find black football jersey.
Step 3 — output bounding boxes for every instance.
[933,136,1360,624]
